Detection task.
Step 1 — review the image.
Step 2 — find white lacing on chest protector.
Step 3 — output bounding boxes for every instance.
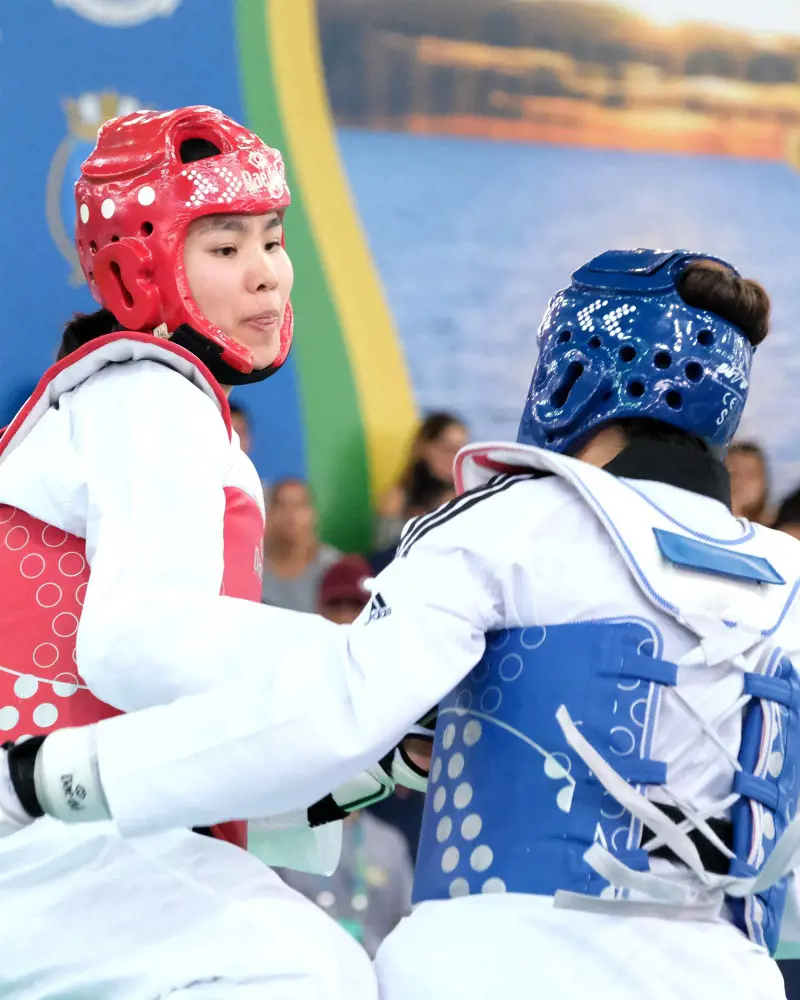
[555,611,800,914]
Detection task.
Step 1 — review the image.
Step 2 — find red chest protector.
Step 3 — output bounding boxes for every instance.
[0,334,264,850]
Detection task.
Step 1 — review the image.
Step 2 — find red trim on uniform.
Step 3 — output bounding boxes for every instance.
[207,821,248,851]
[0,332,232,459]
[454,445,531,494]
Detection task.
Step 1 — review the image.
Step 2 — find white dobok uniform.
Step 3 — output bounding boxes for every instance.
[0,335,374,1000]
[69,438,800,1000]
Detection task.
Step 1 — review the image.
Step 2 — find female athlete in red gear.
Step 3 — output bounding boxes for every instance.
[0,106,379,1000]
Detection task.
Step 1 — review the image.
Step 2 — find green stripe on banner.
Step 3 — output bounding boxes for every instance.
[235,0,372,552]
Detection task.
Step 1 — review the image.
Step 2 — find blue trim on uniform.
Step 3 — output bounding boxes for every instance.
[745,673,794,707]
[734,772,780,811]
[625,483,755,545]
[763,578,800,637]
[575,472,796,629]
[575,480,679,614]
[653,528,785,586]
[728,649,800,953]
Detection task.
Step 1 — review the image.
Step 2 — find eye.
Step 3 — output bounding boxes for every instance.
[265,239,282,252]
[213,246,237,257]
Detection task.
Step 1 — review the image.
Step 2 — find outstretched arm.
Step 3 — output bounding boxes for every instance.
[4,508,506,837]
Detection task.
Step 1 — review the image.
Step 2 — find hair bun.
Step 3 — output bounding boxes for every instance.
[677,261,770,348]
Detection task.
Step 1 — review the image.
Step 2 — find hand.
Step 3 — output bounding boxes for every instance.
[400,735,432,775]
[0,745,35,837]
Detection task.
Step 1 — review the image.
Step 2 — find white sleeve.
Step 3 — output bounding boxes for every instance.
[94,500,509,836]
[73,361,330,709]
[777,875,800,954]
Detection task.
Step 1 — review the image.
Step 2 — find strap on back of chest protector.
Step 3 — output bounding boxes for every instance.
[512,447,800,932]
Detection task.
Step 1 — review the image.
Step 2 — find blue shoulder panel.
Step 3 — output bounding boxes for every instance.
[653,528,785,586]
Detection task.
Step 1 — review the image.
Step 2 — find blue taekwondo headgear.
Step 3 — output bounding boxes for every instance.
[517,248,754,456]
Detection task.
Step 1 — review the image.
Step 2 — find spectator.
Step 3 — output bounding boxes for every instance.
[369,481,457,575]
[318,554,373,624]
[375,411,468,548]
[726,440,772,524]
[275,555,414,956]
[229,400,251,455]
[261,478,340,612]
[774,487,800,540]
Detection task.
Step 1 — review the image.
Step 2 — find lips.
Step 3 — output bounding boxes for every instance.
[244,310,280,331]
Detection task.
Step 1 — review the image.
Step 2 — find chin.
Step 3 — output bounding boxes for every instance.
[250,340,281,371]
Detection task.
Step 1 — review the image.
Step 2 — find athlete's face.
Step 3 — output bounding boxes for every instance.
[421,423,469,483]
[726,449,768,521]
[184,211,293,370]
[267,480,316,545]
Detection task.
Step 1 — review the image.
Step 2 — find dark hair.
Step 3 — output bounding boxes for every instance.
[229,401,248,419]
[399,411,466,494]
[56,308,119,362]
[267,477,312,507]
[776,487,800,529]
[404,478,455,518]
[677,260,771,348]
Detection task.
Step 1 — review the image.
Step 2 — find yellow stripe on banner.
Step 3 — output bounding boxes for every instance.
[267,0,418,503]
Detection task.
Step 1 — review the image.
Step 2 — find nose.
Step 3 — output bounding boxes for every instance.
[245,244,279,293]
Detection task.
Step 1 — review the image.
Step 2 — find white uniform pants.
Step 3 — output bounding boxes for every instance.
[375,895,786,1000]
[0,820,376,1000]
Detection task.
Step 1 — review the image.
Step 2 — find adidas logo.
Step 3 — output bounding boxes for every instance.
[367,593,391,622]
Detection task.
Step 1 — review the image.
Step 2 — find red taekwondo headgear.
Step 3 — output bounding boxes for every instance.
[74,105,293,385]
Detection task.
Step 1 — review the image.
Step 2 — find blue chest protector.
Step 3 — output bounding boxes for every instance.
[413,618,800,954]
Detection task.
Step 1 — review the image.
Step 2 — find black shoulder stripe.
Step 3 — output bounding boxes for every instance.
[397,472,506,547]
[397,473,537,558]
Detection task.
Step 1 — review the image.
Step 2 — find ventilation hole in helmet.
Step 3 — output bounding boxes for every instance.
[627,380,645,398]
[619,345,636,363]
[109,260,134,309]
[141,222,154,237]
[89,241,97,254]
[88,270,95,285]
[653,351,672,369]
[685,361,703,382]
[545,433,556,444]
[550,361,584,409]
[601,390,613,403]
[665,390,683,409]
[697,329,714,346]
[180,138,222,163]
[110,235,120,243]
[557,329,572,344]
[588,335,602,348]
[550,361,583,410]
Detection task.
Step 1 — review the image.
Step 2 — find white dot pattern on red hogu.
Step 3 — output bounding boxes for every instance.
[0,505,121,741]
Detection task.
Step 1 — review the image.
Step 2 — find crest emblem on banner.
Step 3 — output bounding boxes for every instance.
[46,92,141,285]
[52,0,182,27]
